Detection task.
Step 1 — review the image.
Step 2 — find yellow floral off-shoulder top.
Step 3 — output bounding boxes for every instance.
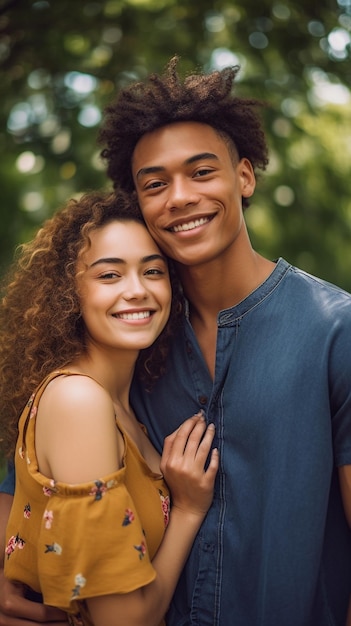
[4,371,170,626]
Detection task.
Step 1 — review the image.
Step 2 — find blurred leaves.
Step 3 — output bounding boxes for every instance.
[0,0,351,287]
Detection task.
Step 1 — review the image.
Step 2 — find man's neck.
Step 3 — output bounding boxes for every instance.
[178,250,276,322]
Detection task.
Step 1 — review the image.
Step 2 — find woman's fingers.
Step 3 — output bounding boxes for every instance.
[161,415,217,473]
[177,415,208,458]
[205,446,220,482]
[190,422,216,464]
[161,412,205,462]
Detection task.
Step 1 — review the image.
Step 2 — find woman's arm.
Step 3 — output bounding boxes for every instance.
[87,415,218,626]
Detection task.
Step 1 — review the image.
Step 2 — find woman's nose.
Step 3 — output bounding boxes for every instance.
[123,274,148,300]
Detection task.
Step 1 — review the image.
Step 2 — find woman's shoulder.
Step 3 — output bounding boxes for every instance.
[39,370,113,416]
[34,371,123,483]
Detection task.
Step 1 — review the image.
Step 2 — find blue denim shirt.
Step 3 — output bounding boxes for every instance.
[131,258,351,626]
[3,258,351,625]
[0,463,14,495]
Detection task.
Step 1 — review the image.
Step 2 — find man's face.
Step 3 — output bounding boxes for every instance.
[132,121,255,267]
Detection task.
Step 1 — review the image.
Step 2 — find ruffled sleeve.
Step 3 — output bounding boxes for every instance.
[36,469,156,613]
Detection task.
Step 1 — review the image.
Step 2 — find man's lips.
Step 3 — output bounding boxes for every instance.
[167,216,213,233]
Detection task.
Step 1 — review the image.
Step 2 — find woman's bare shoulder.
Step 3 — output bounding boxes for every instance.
[35,372,123,483]
[39,372,113,420]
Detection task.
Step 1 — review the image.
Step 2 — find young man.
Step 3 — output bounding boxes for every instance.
[1,57,351,625]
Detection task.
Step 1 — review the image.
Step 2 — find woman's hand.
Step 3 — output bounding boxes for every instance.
[0,570,69,625]
[160,413,219,518]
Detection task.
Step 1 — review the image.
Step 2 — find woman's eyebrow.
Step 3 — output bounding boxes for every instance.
[141,254,167,263]
[89,257,124,268]
[89,254,166,268]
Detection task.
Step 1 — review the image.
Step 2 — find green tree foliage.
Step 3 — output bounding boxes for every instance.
[0,0,350,287]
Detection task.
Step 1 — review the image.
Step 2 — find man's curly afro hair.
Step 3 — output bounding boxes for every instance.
[99,56,269,194]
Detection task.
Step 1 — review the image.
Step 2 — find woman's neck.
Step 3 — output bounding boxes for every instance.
[67,346,137,411]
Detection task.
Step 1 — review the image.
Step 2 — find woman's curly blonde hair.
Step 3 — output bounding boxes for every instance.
[0,189,182,458]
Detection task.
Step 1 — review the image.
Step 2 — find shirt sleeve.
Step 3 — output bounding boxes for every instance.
[0,462,15,495]
[329,303,351,467]
[36,472,156,613]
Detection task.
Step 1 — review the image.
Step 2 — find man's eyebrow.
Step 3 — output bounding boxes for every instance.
[136,152,219,179]
[89,254,166,268]
[185,152,219,165]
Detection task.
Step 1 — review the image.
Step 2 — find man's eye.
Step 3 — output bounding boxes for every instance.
[194,168,213,177]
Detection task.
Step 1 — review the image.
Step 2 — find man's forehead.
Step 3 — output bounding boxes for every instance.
[132,121,232,169]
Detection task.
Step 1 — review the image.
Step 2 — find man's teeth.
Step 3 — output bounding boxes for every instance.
[172,217,209,232]
[117,311,151,320]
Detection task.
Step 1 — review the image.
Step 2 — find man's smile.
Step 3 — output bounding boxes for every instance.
[167,215,214,233]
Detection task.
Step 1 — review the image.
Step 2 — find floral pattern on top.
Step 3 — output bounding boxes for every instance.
[159,489,170,527]
[71,573,86,600]
[134,540,147,560]
[43,479,58,497]
[23,503,31,519]
[43,509,53,529]
[122,508,135,526]
[89,479,107,501]
[5,533,25,559]
[44,542,62,554]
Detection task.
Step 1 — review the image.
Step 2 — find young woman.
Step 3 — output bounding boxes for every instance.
[0,189,218,626]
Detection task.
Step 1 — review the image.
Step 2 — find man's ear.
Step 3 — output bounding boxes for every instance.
[239,158,256,200]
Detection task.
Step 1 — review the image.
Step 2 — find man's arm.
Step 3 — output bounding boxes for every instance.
[0,492,68,625]
[338,465,351,626]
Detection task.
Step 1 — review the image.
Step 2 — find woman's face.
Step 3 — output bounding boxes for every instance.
[77,219,171,355]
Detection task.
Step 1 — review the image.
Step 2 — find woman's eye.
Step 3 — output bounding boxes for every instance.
[100,272,119,280]
[145,180,165,190]
[145,268,164,276]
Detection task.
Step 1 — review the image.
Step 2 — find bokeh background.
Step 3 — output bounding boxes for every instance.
[1,0,351,285]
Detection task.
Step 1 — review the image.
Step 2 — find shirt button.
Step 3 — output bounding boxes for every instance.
[203,542,215,553]
[198,395,208,405]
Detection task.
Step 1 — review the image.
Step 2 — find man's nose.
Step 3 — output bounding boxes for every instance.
[165,178,200,211]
